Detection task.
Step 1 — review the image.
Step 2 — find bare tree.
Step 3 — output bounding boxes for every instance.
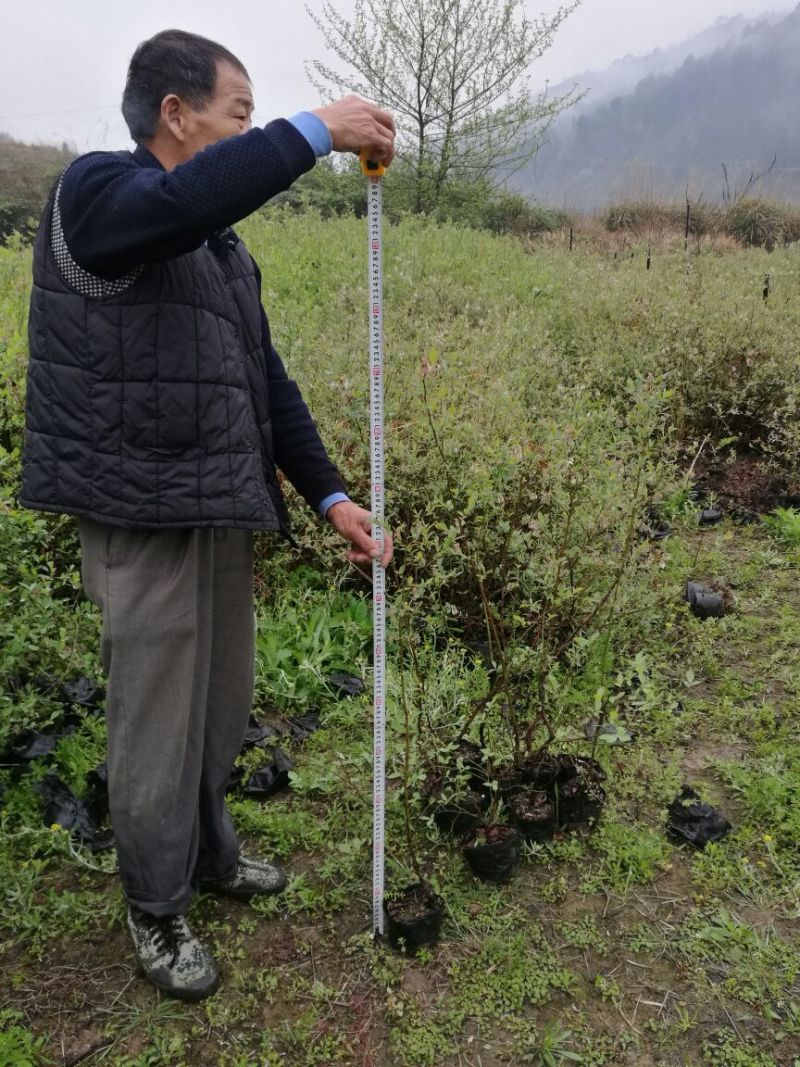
[306,0,583,212]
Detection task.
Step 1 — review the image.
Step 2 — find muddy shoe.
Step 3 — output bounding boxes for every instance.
[198,854,287,900]
[127,907,220,1002]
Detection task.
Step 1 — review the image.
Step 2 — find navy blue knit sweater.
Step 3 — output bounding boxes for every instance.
[57,120,347,514]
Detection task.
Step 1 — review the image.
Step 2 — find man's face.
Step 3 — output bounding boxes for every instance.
[178,60,254,158]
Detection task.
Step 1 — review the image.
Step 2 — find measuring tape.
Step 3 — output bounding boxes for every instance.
[360,150,387,938]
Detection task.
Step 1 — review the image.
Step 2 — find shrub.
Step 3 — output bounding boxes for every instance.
[0,201,39,244]
[481,189,569,236]
[270,158,367,219]
[0,137,73,245]
[268,163,566,237]
[604,200,714,237]
[1,211,796,764]
[725,197,800,248]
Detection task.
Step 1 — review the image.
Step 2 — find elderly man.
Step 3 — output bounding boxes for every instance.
[21,28,394,1001]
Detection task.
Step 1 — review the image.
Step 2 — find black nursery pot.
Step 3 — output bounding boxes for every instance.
[551,755,606,828]
[499,754,562,801]
[433,790,487,837]
[556,754,607,784]
[699,507,724,527]
[642,507,672,541]
[510,790,556,842]
[498,766,527,802]
[462,825,521,883]
[556,776,606,828]
[383,883,444,954]
[685,581,726,620]
[241,747,294,797]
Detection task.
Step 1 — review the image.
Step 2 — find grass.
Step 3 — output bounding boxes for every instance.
[1,215,800,1064]
[3,509,799,1065]
[763,507,800,556]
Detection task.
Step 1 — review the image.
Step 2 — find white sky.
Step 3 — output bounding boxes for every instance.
[0,0,796,150]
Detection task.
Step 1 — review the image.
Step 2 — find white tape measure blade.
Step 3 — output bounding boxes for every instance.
[367,174,387,938]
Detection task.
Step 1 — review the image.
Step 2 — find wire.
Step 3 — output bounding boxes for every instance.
[0,104,118,120]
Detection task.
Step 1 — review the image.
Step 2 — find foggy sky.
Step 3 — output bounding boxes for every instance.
[0,0,796,151]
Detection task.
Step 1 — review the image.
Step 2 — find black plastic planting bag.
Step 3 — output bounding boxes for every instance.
[62,676,105,710]
[33,673,61,696]
[6,672,104,710]
[241,717,280,749]
[84,762,109,826]
[558,776,606,827]
[2,728,70,765]
[685,582,726,620]
[510,790,556,841]
[225,764,246,794]
[642,507,671,541]
[699,508,724,527]
[288,713,323,742]
[433,791,487,837]
[667,786,732,849]
[327,672,365,698]
[36,771,114,852]
[241,747,294,798]
[384,883,445,954]
[462,827,521,882]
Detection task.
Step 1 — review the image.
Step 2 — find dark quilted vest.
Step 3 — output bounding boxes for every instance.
[21,173,288,532]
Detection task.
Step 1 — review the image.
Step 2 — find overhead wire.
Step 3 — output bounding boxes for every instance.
[0,104,118,120]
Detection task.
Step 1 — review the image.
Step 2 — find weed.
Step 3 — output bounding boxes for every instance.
[254,570,371,710]
[0,1010,48,1066]
[593,973,622,1004]
[766,505,800,543]
[556,914,608,955]
[516,1021,584,1065]
[581,820,672,893]
[702,1027,778,1066]
[675,903,800,1016]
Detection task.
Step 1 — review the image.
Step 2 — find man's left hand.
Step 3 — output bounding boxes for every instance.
[326,501,394,568]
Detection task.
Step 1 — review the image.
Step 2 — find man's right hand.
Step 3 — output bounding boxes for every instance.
[311,95,396,167]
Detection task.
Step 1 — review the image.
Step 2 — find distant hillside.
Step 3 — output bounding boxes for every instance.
[543,11,786,120]
[0,135,74,242]
[515,5,800,208]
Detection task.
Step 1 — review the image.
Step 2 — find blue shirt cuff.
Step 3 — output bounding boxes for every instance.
[319,492,350,518]
[287,112,333,158]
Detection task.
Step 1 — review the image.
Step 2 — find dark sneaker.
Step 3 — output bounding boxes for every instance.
[198,854,288,900]
[127,906,220,1002]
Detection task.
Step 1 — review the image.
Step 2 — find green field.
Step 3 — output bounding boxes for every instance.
[1,212,800,1066]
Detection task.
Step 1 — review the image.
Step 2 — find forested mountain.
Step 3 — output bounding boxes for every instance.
[515,6,800,208]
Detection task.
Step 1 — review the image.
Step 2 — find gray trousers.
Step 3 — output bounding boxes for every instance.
[78,520,255,916]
